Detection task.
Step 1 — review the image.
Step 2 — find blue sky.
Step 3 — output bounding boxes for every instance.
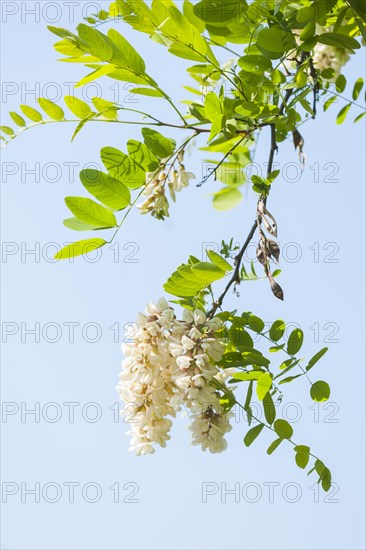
[1,3,365,549]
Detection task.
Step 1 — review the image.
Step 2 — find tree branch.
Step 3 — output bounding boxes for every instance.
[207,121,282,318]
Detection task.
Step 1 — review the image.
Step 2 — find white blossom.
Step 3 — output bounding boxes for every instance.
[118,299,233,455]
[138,165,195,216]
[312,43,349,81]
[282,25,350,82]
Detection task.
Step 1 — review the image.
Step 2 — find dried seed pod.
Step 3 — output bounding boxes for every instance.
[269,278,284,301]
[293,128,304,151]
[264,210,278,238]
[293,129,305,167]
[261,215,272,233]
[257,199,266,214]
[256,244,267,265]
[266,239,280,263]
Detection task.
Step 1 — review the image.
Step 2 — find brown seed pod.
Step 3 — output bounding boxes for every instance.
[266,239,280,263]
[270,279,284,301]
[256,244,267,265]
[257,199,266,214]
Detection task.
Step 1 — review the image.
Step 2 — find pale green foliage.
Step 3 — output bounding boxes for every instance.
[3,0,365,490]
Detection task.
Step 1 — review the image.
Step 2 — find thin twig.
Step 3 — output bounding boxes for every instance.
[196,134,249,187]
[207,220,257,318]
[207,118,285,318]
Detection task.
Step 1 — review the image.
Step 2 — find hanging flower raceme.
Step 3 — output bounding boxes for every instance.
[312,43,350,81]
[137,168,170,220]
[283,25,350,83]
[117,299,232,455]
[137,151,195,219]
[311,24,350,82]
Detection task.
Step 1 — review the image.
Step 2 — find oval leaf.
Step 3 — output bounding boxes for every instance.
[287,328,304,355]
[80,169,130,210]
[55,238,106,260]
[38,98,64,120]
[256,372,272,400]
[244,423,264,447]
[65,96,92,118]
[310,381,331,402]
[65,196,117,227]
[274,419,293,439]
[269,319,286,341]
[20,104,43,122]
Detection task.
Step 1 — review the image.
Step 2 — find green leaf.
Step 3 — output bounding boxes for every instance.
[310,381,331,402]
[55,238,106,260]
[267,437,283,455]
[63,217,105,231]
[244,423,264,447]
[238,55,272,73]
[107,28,146,73]
[256,372,272,401]
[242,313,265,333]
[352,77,364,100]
[164,260,226,298]
[79,169,130,211]
[257,28,296,55]
[71,113,96,142]
[64,96,92,118]
[47,25,79,40]
[127,139,159,171]
[77,65,117,87]
[107,68,150,85]
[300,20,316,41]
[278,374,303,385]
[336,103,351,124]
[101,147,145,189]
[207,114,224,142]
[212,187,243,211]
[269,345,285,353]
[20,105,43,122]
[244,381,253,424]
[317,32,361,51]
[77,23,113,61]
[321,467,332,492]
[194,0,245,23]
[54,38,85,57]
[269,320,285,341]
[204,92,223,122]
[38,98,65,120]
[168,42,205,62]
[263,392,276,424]
[9,112,26,127]
[231,371,263,382]
[129,88,163,97]
[287,328,304,355]
[92,97,118,120]
[65,197,117,228]
[294,444,310,453]
[141,128,176,158]
[0,126,14,136]
[335,74,347,93]
[241,351,269,367]
[274,419,293,439]
[295,450,310,469]
[206,250,233,271]
[354,112,366,123]
[315,459,326,477]
[305,347,328,371]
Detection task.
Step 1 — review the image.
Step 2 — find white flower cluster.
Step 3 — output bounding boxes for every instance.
[137,165,195,220]
[312,43,350,81]
[283,26,350,83]
[117,298,233,456]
